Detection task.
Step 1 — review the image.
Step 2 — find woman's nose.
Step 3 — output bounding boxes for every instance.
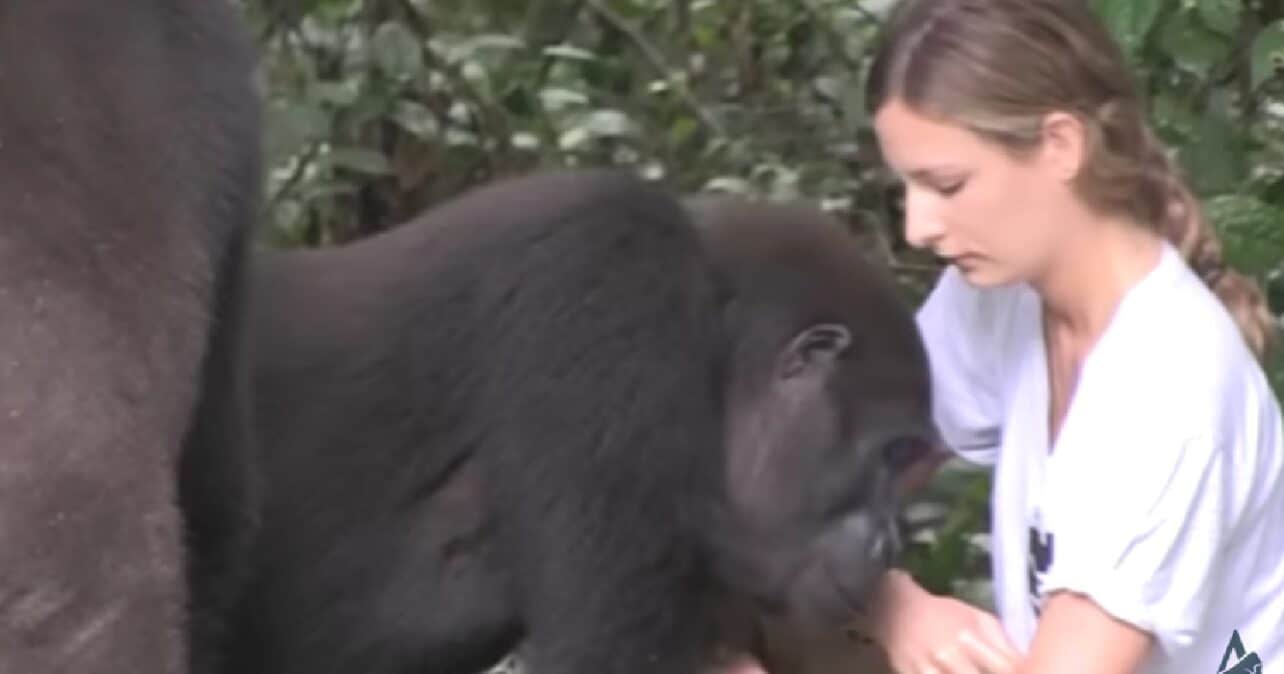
[902,189,946,250]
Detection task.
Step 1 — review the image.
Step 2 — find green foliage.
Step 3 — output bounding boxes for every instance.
[242,0,902,260]
[1206,194,1284,277]
[1252,19,1284,88]
[898,461,993,606]
[1094,0,1164,61]
[241,0,1284,607]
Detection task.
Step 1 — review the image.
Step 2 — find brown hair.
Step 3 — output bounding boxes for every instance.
[865,0,1276,360]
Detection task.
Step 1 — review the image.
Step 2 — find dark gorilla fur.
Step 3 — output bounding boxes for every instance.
[0,2,262,673]
[229,169,937,674]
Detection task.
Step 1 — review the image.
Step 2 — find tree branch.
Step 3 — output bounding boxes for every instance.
[584,0,725,136]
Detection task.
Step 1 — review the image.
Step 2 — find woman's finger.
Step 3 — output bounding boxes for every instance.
[707,653,768,674]
[889,648,931,674]
[975,615,1022,661]
[957,629,1017,674]
[913,661,941,674]
[886,648,914,674]
[932,642,983,674]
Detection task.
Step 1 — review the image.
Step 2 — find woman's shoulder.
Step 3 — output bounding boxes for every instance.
[1105,250,1259,372]
[1083,246,1280,442]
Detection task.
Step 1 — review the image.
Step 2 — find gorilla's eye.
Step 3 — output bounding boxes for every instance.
[881,436,932,473]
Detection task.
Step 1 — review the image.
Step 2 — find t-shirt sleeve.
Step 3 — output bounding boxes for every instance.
[1039,428,1231,657]
[914,265,1006,465]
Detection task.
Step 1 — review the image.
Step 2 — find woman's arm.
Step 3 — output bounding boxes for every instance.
[1017,591,1154,674]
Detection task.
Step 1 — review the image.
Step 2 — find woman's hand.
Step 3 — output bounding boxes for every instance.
[704,568,1023,674]
[869,569,1022,674]
[707,652,769,674]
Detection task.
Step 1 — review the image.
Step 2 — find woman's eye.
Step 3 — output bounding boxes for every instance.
[937,179,965,196]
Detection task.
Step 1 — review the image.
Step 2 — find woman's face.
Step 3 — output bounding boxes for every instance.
[873,97,1083,288]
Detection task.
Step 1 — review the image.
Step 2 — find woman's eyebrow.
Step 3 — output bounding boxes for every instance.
[905,166,968,182]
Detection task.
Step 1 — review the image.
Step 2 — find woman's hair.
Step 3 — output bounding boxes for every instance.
[865,0,1277,360]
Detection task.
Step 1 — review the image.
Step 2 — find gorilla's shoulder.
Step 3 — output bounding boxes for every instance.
[449,168,680,220]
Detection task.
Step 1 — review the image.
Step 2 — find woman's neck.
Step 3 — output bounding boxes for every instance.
[1033,216,1164,449]
[1033,216,1164,346]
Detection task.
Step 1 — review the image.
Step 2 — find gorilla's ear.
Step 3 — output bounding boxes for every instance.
[778,323,852,379]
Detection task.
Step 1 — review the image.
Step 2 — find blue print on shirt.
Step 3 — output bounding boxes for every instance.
[1027,517,1054,617]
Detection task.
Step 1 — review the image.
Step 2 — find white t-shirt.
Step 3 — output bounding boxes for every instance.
[915,240,1284,674]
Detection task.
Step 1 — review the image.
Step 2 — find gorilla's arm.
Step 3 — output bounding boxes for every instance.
[476,174,729,673]
[0,2,261,671]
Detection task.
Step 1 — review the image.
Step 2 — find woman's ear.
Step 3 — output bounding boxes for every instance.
[1038,110,1087,183]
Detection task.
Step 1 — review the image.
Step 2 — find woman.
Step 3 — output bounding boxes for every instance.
[727,1,1284,673]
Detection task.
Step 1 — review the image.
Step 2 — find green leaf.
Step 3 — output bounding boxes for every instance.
[557,126,590,151]
[703,176,753,194]
[310,79,362,108]
[435,33,526,65]
[391,101,440,140]
[301,179,360,202]
[1251,20,1284,89]
[579,109,638,138]
[324,147,393,175]
[265,100,329,163]
[812,75,845,103]
[371,21,423,78]
[443,128,480,148]
[558,109,636,150]
[511,131,541,150]
[1180,101,1245,195]
[1092,0,1163,59]
[1267,339,1284,403]
[539,87,590,111]
[457,33,526,57]
[1203,194,1284,278]
[1150,89,1202,141]
[667,116,699,146]
[1198,0,1241,37]
[541,44,597,62]
[1156,7,1232,78]
[311,0,361,22]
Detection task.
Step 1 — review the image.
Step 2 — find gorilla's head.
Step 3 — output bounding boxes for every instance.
[687,196,941,631]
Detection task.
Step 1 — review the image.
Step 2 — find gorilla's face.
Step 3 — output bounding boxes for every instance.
[717,317,939,631]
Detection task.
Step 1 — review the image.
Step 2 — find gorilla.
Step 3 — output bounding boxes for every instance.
[228,169,938,674]
[0,2,262,673]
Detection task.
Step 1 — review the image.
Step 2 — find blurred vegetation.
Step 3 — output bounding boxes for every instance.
[236,0,1284,610]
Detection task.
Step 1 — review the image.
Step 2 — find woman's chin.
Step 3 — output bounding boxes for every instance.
[953,259,1017,288]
